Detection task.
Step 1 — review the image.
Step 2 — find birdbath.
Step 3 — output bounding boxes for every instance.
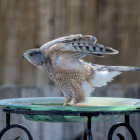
[0,97,140,140]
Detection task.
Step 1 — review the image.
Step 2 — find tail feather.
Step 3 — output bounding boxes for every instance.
[101,66,140,72]
[93,64,140,72]
[92,65,140,88]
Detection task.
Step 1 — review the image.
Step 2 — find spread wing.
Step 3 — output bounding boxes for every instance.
[41,34,119,58]
[40,34,83,51]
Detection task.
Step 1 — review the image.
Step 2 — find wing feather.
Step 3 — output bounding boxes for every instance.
[41,34,119,58]
[40,34,82,51]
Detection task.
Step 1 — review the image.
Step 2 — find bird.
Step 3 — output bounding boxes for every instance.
[23,34,140,106]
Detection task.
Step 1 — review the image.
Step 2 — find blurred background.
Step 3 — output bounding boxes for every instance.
[0,0,140,140]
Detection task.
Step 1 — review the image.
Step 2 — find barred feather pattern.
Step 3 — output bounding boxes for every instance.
[41,34,119,57]
[62,35,119,57]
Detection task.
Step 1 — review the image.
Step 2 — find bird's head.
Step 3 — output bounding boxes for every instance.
[22,49,46,66]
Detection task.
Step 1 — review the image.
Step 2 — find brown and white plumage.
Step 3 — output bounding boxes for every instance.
[41,34,119,57]
[23,34,140,106]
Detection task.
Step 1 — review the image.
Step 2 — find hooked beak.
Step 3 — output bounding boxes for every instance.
[22,53,25,59]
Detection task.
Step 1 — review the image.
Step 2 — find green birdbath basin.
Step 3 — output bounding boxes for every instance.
[0,97,140,122]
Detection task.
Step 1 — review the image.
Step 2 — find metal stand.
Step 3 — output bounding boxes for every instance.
[0,113,33,140]
[108,115,137,140]
[83,115,93,140]
[0,107,139,140]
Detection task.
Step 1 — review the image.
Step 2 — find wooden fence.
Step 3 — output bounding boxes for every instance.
[0,0,140,86]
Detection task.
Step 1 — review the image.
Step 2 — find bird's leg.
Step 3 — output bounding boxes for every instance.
[73,91,89,106]
[63,96,73,106]
[69,82,89,106]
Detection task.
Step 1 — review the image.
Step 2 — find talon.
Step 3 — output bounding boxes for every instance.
[63,103,73,106]
[63,98,73,106]
[74,102,89,106]
[64,104,73,106]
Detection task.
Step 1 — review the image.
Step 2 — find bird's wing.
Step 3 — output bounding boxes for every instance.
[41,34,119,58]
[40,34,83,51]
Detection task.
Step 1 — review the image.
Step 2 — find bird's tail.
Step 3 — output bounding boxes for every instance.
[98,66,140,72]
[91,65,140,88]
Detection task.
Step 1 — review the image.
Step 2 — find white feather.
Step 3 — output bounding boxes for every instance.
[91,71,121,87]
[82,81,95,97]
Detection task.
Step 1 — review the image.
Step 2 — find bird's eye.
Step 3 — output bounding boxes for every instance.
[29,53,34,56]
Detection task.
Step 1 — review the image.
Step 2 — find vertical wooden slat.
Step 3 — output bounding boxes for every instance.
[0,0,140,86]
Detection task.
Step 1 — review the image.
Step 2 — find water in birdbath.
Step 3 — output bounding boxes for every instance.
[0,97,140,122]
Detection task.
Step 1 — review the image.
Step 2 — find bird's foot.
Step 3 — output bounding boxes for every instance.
[63,102,73,106]
[63,99,73,106]
[73,102,89,106]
